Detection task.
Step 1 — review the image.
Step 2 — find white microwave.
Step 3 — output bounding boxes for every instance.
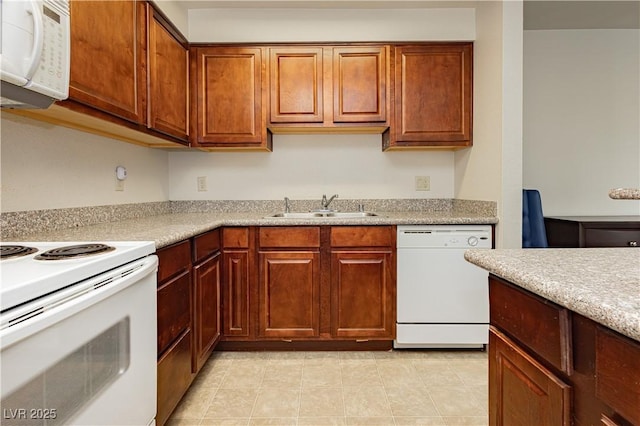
[0,0,70,109]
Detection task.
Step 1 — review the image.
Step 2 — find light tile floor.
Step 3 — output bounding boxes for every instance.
[166,350,488,426]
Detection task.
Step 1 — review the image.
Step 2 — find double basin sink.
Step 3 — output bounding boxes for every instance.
[265,211,380,219]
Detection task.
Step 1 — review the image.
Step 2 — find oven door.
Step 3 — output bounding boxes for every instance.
[0,255,158,426]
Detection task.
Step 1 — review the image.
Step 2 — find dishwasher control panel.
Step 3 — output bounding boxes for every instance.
[397,225,493,249]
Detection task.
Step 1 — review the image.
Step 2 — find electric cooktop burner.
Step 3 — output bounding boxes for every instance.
[34,243,116,261]
[0,245,39,260]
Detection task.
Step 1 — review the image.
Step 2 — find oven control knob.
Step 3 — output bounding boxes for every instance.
[467,236,479,246]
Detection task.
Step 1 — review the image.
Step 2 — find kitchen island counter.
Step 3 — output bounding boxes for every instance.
[464,248,640,342]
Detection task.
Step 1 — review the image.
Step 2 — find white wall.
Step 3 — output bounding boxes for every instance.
[169,135,454,200]
[454,1,523,248]
[170,5,492,204]
[523,29,640,216]
[188,7,476,42]
[0,114,170,212]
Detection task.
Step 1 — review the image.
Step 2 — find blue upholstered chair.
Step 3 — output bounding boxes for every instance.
[522,189,548,248]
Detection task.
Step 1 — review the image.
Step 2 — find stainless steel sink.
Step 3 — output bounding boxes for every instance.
[265,211,380,219]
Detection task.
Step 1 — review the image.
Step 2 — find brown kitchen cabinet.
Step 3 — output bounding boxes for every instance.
[544,216,640,248]
[11,0,191,148]
[156,240,193,426]
[489,327,572,426]
[68,0,147,123]
[192,47,272,150]
[258,227,321,338]
[269,47,324,123]
[192,230,222,373]
[147,4,189,142]
[489,275,640,426]
[384,43,473,150]
[268,45,389,129]
[330,226,395,339]
[221,227,254,339]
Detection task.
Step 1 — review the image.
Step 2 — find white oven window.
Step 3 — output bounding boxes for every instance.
[1,318,130,426]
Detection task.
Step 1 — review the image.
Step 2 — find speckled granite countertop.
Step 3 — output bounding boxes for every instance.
[464,248,640,342]
[6,210,498,249]
[609,188,640,200]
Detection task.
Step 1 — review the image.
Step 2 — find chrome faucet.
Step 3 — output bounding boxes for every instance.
[321,194,339,210]
[284,197,291,213]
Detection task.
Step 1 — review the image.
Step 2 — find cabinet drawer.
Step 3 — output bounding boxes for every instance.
[584,228,640,248]
[489,276,572,374]
[330,226,394,247]
[157,329,192,426]
[223,227,250,249]
[596,327,640,425]
[193,228,221,263]
[157,240,191,283]
[157,271,191,355]
[259,227,320,248]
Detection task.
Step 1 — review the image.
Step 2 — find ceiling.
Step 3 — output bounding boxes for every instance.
[174,0,640,30]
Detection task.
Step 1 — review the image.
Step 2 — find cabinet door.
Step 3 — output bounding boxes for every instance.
[194,47,270,148]
[193,253,221,373]
[389,43,472,148]
[489,327,571,426]
[147,6,189,142]
[330,250,394,339]
[333,46,388,123]
[269,47,324,123]
[258,251,320,338]
[222,250,251,337]
[68,0,146,123]
[157,271,192,356]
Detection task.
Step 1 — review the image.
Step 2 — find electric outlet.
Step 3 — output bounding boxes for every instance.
[197,176,208,192]
[415,176,430,191]
[115,178,125,191]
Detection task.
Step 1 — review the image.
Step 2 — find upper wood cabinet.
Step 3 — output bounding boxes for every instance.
[384,43,473,150]
[68,0,147,123]
[147,5,189,142]
[192,47,272,150]
[333,46,387,123]
[269,47,324,123]
[268,45,389,129]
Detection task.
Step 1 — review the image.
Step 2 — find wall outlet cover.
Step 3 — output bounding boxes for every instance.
[415,176,430,191]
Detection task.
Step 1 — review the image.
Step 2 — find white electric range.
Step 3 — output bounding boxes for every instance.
[0,241,158,426]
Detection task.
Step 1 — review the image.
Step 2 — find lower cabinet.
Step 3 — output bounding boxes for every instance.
[222,227,253,339]
[156,229,221,426]
[489,276,640,426]
[489,327,571,426]
[156,240,193,426]
[330,250,394,338]
[192,230,222,373]
[220,225,396,346]
[258,227,321,338]
[258,250,321,338]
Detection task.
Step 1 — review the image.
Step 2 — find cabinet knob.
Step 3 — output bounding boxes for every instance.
[629,241,638,247]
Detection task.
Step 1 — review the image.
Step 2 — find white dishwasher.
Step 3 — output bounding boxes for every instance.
[395,225,493,349]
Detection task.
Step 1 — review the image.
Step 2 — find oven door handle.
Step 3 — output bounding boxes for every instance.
[0,255,158,349]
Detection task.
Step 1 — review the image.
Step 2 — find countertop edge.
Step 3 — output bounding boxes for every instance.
[464,249,640,343]
[4,211,499,249]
